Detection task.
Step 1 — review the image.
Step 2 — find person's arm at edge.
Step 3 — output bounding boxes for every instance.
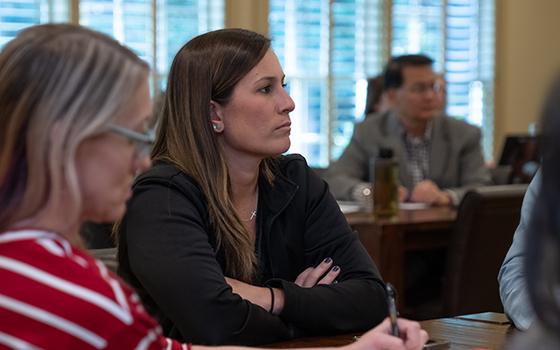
[498,171,540,330]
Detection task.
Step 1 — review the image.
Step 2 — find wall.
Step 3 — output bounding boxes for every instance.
[225,0,268,35]
[495,0,560,158]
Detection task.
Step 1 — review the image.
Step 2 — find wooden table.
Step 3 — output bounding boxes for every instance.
[422,313,514,349]
[268,313,514,350]
[345,207,457,308]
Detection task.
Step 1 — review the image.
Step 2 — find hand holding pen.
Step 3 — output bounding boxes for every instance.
[349,283,428,350]
[386,283,400,337]
[350,318,428,350]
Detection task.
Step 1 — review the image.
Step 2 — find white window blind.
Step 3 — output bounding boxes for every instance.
[155,0,224,89]
[80,0,153,64]
[79,0,223,90]
[0,0,68,46]
[270,0,495,166]
[0,0,224,91]
[391,0,444,70]
[270,0,383,167]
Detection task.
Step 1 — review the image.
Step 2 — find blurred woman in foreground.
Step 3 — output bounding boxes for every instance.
[507,76,560,349]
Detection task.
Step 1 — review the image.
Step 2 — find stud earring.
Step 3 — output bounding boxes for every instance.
[212,122,223,132]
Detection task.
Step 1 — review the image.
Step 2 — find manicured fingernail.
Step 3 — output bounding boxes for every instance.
[332,265,340,272]
[323,257,332,264]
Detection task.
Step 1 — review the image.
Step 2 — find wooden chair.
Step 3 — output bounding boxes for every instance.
[442,184,527,316]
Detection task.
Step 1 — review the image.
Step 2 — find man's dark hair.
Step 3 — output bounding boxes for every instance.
[383,54,434,90]
[364,75,384,115]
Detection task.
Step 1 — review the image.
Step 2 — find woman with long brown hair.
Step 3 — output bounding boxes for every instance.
[0,24,427,350]
[117,28,390,345]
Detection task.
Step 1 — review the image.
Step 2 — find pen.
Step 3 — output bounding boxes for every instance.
[386,282,400,337]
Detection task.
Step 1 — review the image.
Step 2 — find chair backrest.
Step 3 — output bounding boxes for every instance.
[443,184,527,316]
[498,134,540,184]
[489,165,512,185]
[89,247,118,274]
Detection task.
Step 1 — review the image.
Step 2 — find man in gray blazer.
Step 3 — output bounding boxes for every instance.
[325,54,491,205]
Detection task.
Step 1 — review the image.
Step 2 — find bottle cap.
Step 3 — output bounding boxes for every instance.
[379,147,394,159]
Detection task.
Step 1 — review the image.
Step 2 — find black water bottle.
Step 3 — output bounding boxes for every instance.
[373,147,399,218]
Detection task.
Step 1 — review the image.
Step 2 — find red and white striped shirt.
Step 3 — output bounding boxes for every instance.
[0,229,186,350]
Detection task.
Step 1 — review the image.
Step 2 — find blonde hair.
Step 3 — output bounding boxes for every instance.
[150,29,276,282]
[0,24,149,231]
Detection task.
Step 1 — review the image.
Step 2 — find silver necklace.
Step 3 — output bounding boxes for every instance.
[246,209,257,222]
[241,188,258,222]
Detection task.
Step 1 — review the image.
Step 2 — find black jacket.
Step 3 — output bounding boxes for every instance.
[118,154,387,345]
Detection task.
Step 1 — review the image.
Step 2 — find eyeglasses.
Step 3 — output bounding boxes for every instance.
[108,123,155,160]
[406,82,444,95]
